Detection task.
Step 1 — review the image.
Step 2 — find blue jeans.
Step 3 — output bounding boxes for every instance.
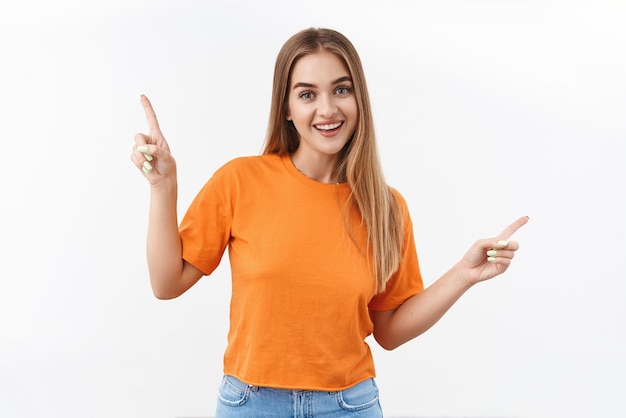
[215,375,383,417]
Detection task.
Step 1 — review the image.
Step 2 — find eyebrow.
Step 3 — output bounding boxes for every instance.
[292,76,353,89]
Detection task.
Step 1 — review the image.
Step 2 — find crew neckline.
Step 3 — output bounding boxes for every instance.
[280,154,350,192]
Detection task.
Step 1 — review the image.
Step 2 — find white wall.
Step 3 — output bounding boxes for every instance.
[1,1,624,417]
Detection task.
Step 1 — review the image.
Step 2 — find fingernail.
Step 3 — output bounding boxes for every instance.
[487,257,497,262]
[144,154,153,161]
[137,145,148,153]
[143,161,153,171]
[487,250,497,257]
[142,166,150,174]
[497,240,509,247]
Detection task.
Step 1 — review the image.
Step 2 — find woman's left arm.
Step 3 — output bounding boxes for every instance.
[371,216,529,350]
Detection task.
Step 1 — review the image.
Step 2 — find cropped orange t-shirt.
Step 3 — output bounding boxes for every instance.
[179,154,423,390]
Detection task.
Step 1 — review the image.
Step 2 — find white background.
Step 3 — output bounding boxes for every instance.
[1,1,624,417]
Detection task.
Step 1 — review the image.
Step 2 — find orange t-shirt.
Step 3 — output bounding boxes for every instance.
[179,154,423,390]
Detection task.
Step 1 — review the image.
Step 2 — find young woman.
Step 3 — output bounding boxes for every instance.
[131,27,528,418]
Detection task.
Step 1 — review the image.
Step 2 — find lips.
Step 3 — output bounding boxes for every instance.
[314,122,343,131]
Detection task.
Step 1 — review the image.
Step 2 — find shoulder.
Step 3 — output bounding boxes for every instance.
[215,154,282,173]
[211,154,283,181]
[389,186,406,202]
[193,155,282,204]
[388,186,415,230]
[389,186,409,211]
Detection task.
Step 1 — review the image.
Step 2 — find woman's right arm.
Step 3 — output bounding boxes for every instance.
[131,95,203,299]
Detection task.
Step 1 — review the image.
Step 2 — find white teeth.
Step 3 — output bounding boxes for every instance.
[315,122,342,131]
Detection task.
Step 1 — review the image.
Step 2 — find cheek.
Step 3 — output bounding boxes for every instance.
[346,100,358,121]
[348,108,359,129]
[288,108,309,126]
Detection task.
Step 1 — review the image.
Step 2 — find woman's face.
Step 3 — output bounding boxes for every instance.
[286,50,357,163]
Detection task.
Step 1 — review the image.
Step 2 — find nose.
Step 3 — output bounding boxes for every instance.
[317,94,337,118]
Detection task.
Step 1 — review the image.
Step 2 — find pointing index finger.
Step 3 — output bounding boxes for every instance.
[140,95,162,137]
[498,216,529,240]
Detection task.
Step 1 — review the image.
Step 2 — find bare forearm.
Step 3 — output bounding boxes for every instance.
[146,179,184,298]
[373,217,528,350]
[375,263,472,349]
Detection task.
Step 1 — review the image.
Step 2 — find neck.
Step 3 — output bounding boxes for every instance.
[290,151,339,184]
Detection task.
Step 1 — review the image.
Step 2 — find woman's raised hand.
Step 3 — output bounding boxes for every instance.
[131,95,177,185]
[459,216,529,285]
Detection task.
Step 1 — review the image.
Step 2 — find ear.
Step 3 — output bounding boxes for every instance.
[286,110,292,121]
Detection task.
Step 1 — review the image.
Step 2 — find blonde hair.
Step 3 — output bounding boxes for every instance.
[263,28,403,294]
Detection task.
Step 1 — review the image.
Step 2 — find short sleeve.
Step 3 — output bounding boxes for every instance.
[179,162,235,275]
[368,189,424,311]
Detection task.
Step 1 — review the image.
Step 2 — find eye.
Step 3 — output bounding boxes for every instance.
[335,86,351,95]
[299,91,314,100]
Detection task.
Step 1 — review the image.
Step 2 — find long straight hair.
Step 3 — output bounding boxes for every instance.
[263,28,403,294]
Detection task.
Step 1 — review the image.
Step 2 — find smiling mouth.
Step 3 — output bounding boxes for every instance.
[314,122,343,131]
